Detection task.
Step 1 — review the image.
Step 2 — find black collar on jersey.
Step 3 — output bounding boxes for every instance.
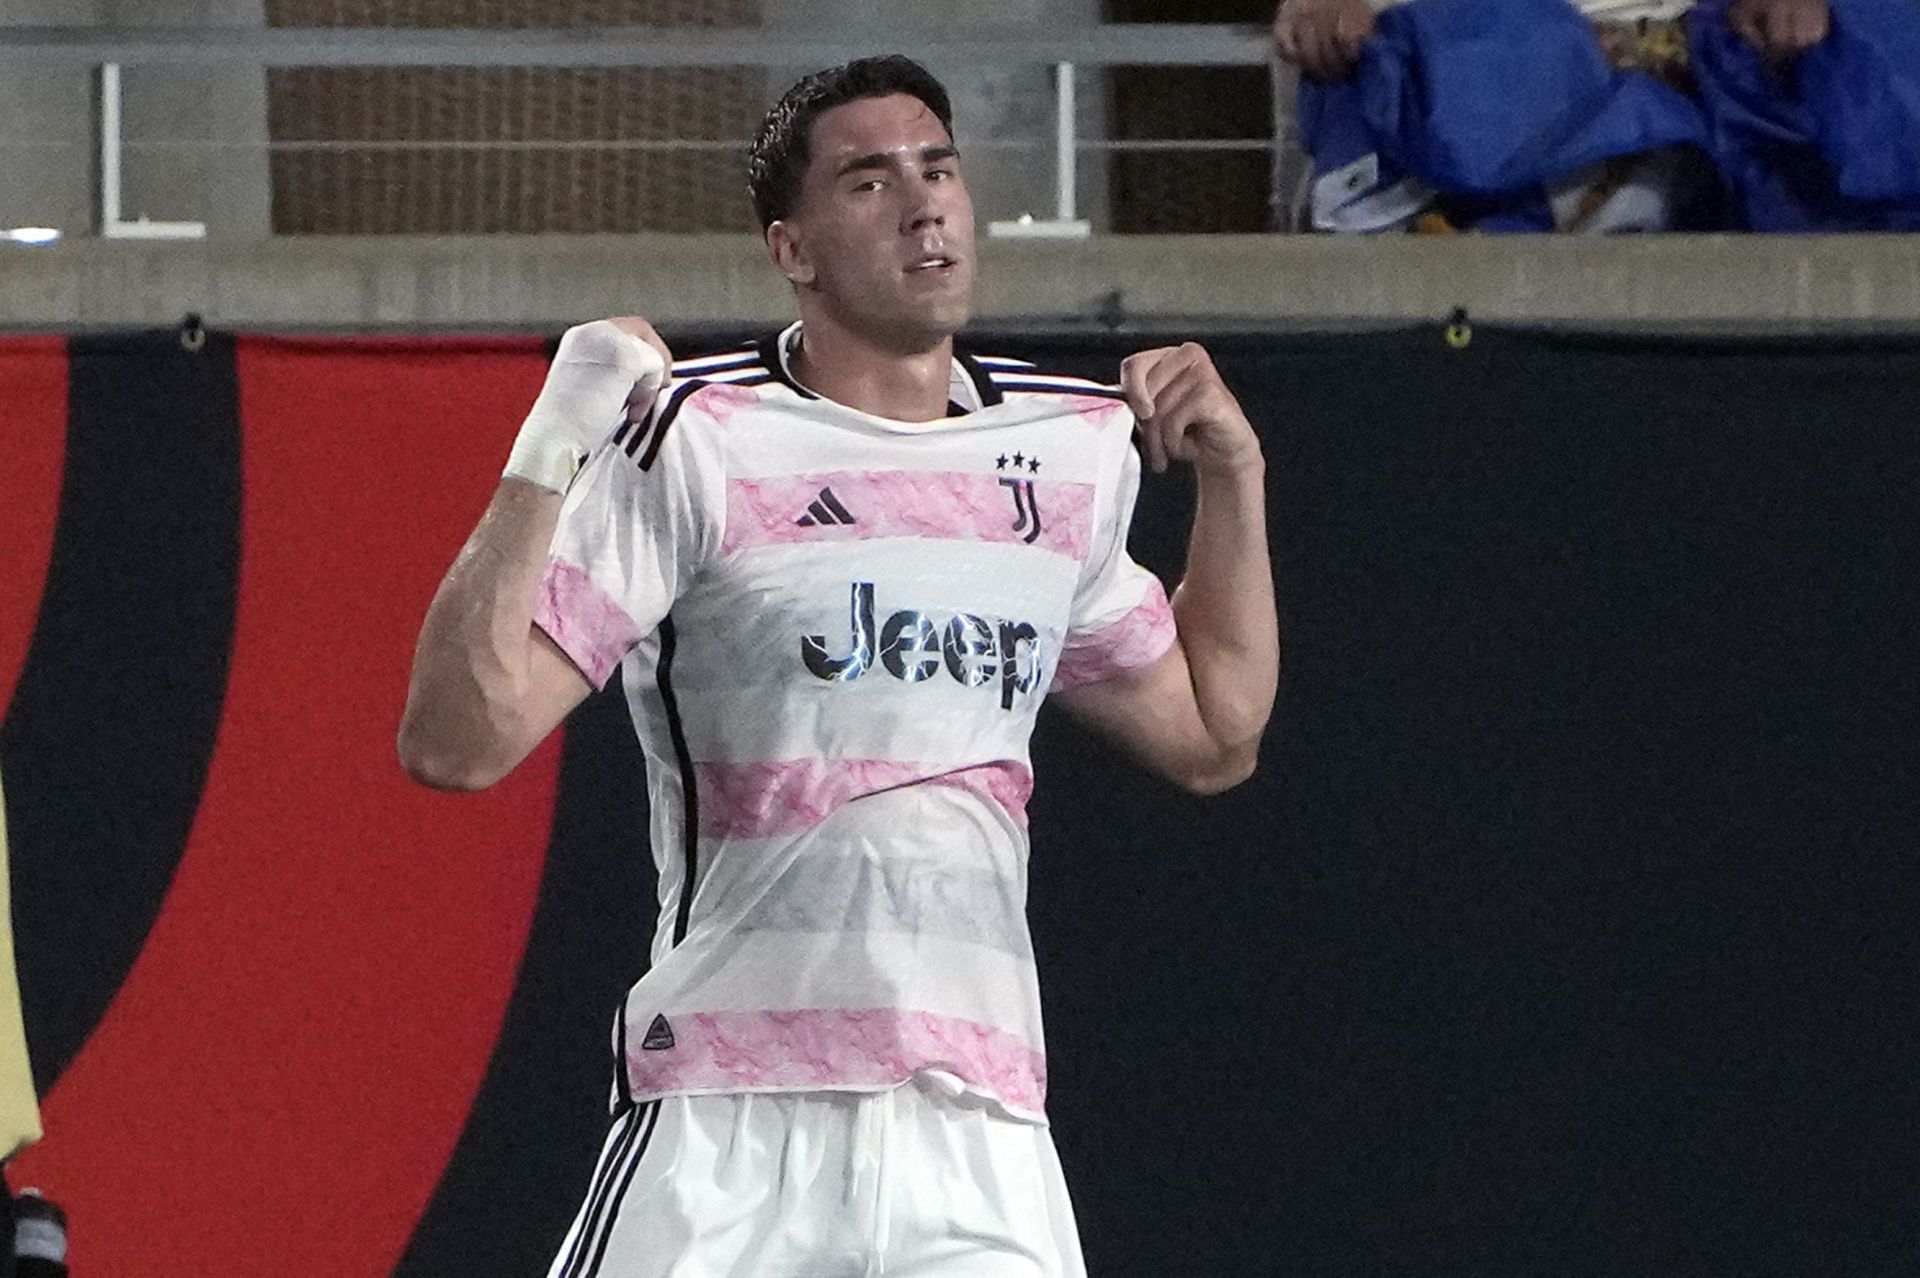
[951,346,1006,409]
[757,331,819,400]
[760,328,1005,414]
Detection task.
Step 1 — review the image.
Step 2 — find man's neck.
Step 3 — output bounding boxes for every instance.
[789,317,954,423]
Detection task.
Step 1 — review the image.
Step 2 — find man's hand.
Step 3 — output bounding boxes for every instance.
[1120,342,1264,479]
[1728,0,1830,60]
[399,314,671,792]
[1055,342,1276,796]
[1274,0,1377,82]
[608,315,676,416]
[503,316,673,494]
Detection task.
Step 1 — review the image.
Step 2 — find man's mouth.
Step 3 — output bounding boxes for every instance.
[906,254,958,273]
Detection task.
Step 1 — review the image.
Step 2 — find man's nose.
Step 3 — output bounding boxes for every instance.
[903,179,946,233]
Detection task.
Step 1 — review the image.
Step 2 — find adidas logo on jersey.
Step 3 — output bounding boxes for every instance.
[794,487,857,528]
[641,1014,675,1051]
[801,582,1047,711]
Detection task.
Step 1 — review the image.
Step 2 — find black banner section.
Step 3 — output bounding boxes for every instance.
[1014,326,1917,1278]
[0,330,243,1093]
[395,673,655,1278]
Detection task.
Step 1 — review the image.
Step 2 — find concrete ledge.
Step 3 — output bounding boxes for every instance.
[4,234,1920,332]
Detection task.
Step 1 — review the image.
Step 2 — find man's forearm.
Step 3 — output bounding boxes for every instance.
[1170,461,1281,764]
[398,478,563,786]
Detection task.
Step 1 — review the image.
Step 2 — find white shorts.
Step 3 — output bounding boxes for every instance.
[544,1074,1088,1278]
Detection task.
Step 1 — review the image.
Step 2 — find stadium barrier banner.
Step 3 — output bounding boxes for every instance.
[0,326,1908,1277]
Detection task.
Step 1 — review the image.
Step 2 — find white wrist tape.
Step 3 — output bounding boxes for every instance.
[504,320,668,493]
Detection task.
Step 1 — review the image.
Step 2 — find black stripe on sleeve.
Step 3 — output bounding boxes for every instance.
[636,381,703,471]
[635,376,773,471]
[991,380,1129,401]
[670,352,761,376]
[621,402,659,458]
[655,619,700,947]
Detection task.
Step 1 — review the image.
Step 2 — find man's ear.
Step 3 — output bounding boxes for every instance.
[767,220,816,288]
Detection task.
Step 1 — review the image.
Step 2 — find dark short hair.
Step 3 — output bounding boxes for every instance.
[747,55,955,230]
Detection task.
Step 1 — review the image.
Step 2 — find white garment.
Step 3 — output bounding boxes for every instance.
[1370,0,1696,20]
[534,326,1174,1124]
[543,1074,1089,1278]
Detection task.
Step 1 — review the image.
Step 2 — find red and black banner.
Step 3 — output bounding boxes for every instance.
[0,332,617,1276]
[1,327,1913,1276]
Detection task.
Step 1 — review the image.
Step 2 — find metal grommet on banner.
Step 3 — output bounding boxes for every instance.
[179,313,206,354]
[1444,306,1472,350]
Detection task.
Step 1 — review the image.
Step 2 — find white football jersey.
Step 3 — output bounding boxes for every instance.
[534,324,1175,1123]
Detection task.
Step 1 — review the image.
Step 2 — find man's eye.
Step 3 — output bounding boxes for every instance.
[927,168,954,181]
[853,179,883,193]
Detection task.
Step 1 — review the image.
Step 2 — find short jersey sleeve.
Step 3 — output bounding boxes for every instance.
[1050,430,1177,691]
[533,387,724,689]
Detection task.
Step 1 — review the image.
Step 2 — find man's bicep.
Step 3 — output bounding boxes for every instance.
[1051,639,1220,786]
[519,624,595,749]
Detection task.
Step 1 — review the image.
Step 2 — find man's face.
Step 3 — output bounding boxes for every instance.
[774,92,977,349]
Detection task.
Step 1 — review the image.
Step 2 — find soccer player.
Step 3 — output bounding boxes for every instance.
[399,54,1278,1278]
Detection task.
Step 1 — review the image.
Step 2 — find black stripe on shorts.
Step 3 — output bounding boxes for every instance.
[556,1103,646,1278]
[580,1101,664,1278]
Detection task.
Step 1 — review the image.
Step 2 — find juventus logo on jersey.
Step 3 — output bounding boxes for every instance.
[999,478,1043,545]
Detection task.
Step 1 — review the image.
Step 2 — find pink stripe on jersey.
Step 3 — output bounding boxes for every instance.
[722,470,1095,560]
[1069,394,1133,423]
[533,557,644,689]
[1051,577,1178,691]
[685,380,763,425]
[625,1007,1048,1117]
[693,759,1032,840]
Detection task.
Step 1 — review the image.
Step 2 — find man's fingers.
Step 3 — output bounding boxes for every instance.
[1302,12,1364,79]
[1142,344,1203,406]
[1120,351,1161,423]
[1137,417,1169,475]
[1275,9,1304,61]
[1784,3,1828,53]
[1148,375,1206,435]
[1145,384,1211,466]
[1333,5,1374,60]
[1126,344,1219,474]
[1300,23,1338,79]
[1729,2,1769,52]
[606,316,674,371]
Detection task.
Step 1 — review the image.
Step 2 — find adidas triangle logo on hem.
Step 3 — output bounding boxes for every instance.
[795,486,858,527]
[641,1013,676,1051]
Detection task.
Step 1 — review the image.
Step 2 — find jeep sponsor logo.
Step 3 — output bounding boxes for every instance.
[801,582,1046,710]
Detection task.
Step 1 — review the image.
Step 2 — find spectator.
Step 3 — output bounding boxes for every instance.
[1275,0,1830,81]
[1282,0,1920,233]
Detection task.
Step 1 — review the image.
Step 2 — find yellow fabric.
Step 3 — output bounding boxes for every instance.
[0,768,44,1159]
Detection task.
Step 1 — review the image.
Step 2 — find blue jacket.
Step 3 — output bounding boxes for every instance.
[1300,0,1709,231]
[1689,0,1920,230]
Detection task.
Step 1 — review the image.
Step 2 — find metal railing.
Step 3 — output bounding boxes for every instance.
[0,23,1293,241]
[0,24,1271,67]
